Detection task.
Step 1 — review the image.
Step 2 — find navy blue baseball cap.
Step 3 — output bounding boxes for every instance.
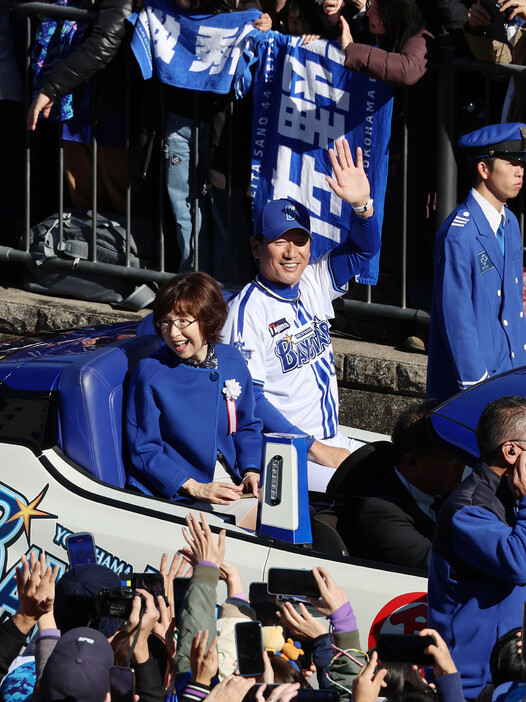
[41,627,114,702]
[458,122,526,160]
[255,198,311,241]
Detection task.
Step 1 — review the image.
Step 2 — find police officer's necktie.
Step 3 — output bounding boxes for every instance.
[496,218,505,256]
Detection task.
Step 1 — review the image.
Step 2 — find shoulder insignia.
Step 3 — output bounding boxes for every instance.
[451,212,470,228]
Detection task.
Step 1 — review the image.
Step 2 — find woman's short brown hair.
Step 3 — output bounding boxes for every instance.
[153,272,228,343]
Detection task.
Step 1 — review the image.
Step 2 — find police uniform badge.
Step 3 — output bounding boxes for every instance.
[477,250,495,275]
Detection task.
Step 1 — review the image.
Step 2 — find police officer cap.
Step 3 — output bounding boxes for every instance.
[255,198,312,241]
[458,122,526,160]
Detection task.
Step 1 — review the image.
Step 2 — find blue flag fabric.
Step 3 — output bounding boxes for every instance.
[250,33,393,285]
[129,3,261,97]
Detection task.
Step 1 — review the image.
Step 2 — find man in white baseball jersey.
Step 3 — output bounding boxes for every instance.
[221,140,381,489]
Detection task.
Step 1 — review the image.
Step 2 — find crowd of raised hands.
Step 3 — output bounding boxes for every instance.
[0,513,477,702]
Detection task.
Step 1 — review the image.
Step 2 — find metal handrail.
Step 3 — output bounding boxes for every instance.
[3,12,526,321]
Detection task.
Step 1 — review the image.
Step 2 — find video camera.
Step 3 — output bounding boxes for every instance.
[63,587,144,625]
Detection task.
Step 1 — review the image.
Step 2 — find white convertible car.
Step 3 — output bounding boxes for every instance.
[0,321,431,646]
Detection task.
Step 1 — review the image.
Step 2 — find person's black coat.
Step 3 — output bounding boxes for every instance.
[345,468,435,571]
[0,618,29,682]
[40,0,135,114]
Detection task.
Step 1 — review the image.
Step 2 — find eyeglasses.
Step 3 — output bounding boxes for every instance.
[156,318,198,332]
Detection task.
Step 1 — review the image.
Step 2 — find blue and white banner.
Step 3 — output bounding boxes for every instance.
[129,3,261,96]
[250,33,393,284]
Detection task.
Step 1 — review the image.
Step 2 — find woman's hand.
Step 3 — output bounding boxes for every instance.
[338,15,354,50]
[205,676,256,702]
[302,34,321,44]
[255,683,301,702]
[419,628,457,677]
[125,589,160,664]
[253,12,272,31]
[326,139,372,214]
[467,2,492,27]
[277,601,328,641]
[352,651,387,702]
[240,472,260,497]
[308,567,348,616]
[190,629,218,685]
[324,0,344,24]
[181,478,242,505]
[27,92,54,131]
[499,0,526,21]
[15,553,59,633]
[182,512,226,567]
[159,551,192,624]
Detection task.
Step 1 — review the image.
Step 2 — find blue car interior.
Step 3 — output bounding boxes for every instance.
[56,333,163,488]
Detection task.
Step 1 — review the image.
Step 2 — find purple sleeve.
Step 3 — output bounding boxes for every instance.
[329,601,357,633]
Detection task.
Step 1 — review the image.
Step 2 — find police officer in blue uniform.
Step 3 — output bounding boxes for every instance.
[427,123,526,401]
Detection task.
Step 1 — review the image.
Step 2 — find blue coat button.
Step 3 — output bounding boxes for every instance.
[210,371,219,381]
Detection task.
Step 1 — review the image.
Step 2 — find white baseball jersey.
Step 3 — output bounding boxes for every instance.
[222,251,348,440]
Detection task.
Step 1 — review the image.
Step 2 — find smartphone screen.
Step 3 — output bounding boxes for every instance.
[249,582,279,606]
[66,532,96,567]
[376,634,436,666]
[110,666,135,702]
[129,573,165,598]
[480,0,511,20]
[173,577,191,610]
[267,569,320,599]
[235,620,264,677]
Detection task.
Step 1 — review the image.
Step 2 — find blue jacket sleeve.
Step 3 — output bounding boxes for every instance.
[452,498,526,583]
[434,673,466,702]
[126,368,192,498]
[433,230,489,390]
[311,633,333,688]
[329,212,381,289]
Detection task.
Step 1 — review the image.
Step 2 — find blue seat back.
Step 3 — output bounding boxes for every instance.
[57,334,162,487]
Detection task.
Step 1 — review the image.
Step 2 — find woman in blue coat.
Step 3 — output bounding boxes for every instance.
[126,272,262,529]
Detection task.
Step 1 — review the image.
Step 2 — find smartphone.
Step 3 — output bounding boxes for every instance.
[267,568,320,599]
[109,666,135,702]
[375,634,436,666]
[129,572,165,598]
[480,0,512,21]
[235,620,264,677]
[66,532,96,567]
[249,582,279,606]
[173,577,191,610]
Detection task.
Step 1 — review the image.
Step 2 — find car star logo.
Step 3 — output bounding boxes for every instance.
[5,485,56,543]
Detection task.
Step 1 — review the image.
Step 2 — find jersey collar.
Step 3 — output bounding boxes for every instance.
[255,274,301,302]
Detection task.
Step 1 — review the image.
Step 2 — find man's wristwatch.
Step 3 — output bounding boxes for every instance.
[352,197,373,213]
